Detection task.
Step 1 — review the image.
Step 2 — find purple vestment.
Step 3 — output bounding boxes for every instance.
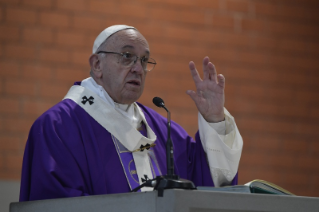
[20,95,238,201]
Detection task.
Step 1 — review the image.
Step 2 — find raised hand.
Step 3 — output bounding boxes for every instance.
[186,56,225,123]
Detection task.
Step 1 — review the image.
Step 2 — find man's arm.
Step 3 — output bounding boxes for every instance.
[186,57,243,187]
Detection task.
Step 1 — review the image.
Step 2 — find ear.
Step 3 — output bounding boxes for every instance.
[89,54,102,78]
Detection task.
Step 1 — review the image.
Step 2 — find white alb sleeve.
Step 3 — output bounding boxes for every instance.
[198,108,243,187]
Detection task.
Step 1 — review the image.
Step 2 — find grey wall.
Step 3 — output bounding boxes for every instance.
[0,181,20,212]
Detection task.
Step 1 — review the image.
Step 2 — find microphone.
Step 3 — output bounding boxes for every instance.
[152,97,195,196]
[132,97,196,196]
[152,97,165,108]
[153,97,173,176]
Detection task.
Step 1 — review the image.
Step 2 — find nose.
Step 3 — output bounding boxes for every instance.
[131,58,145,74]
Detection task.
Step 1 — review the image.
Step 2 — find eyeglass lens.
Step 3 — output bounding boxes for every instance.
[120,54,155,71]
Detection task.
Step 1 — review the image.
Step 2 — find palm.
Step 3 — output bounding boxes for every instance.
[187,57,225,123]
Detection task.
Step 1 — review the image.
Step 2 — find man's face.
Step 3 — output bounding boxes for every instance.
[97,29,150,104]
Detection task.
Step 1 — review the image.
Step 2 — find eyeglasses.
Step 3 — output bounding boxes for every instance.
[97,51,156,71]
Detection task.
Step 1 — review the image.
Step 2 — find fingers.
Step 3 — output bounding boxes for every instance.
[217,74,225,88]
[202,57,210,79]
[202,56,217,82]
[189,61,202,84]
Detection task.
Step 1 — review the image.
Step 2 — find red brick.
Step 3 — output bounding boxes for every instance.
[0,97,20,114]
[194,0,220,9]
[150,42,178,57]
[129,24,163,41]
[21,63,52,80]
[4,80,37,96]
[39,82,70,99]
[173,110,197,126]
[252,35,277,50]
[39,48,69,63]
[224,67,276,85]
[248,169,285,185]
[226,0,249,13]
[0,7,2,22]
[201,48,232,64]
[119,3,148,20]
[0,61,20,78]
[5,7,37,24]
[4,153,23,170]
[88,0,118,15]
[241,18,266,32]
[150,7,206,25]
[245,136,282,152]
[310,106,319,120]
[255,2,319,23]
[254,2,278,17]
[269,154,297,169]
[236,50,269,65]
[240,152,270,167]
[178,45,208,59]
[266,20,319,38]
[165,26,193,42]
[72,15,105,31]
[167,92,197,111]
[0,171,21,180]
[220,33,253,48]
[282,138,309,154]
[154,60,188,77]
[211,14,234,29]
[147,0,219,10]
[295,90,319,105]
[0,135,20,151]
[71,51,91,66]
[193,30,223,45]
[286,6,319,22]
[0,79,3,94]
[296,155,319,170]
[40,12,70,28]
[0,0,19,3]
[22,99,53,116]
[56,31,86,47]
[22,0,53,8]
[23,27,53,44]
[56,0,86,11]
[146,0,193,7]
[4,44,37,60]
[3,117,34,133]
[0,155,3,169]
[0,25,20,41]
[55,67,89,82]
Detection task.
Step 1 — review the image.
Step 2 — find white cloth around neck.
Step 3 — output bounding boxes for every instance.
[81,77,142,129]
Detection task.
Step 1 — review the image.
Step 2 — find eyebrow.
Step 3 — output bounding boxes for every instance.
[121,45,150,55]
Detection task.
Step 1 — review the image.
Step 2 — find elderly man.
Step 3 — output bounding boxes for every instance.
[19,25,243,201]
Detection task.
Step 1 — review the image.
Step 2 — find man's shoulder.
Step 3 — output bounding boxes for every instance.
[34,99,83,124]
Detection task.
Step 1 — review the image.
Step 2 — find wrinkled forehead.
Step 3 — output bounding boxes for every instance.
[103,29,150,54]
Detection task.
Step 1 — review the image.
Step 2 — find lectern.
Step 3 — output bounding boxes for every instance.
[10,189,319,212]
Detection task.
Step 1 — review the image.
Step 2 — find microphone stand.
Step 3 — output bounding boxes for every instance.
[132,97,196,197]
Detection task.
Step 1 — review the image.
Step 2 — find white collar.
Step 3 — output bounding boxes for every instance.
[81,77,142,129]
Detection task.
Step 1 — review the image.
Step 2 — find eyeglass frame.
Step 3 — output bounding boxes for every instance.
[96,51,157,71]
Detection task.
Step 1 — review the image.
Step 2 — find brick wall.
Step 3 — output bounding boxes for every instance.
[0,0,319,197]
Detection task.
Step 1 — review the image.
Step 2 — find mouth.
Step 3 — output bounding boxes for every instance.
[127,80,141,86]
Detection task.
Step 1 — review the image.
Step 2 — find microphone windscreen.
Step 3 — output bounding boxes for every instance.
[152,97,165,108]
